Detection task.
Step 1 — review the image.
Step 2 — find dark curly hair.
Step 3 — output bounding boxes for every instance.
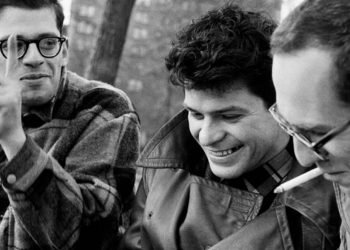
[271,0,350,105]
[165,3,277,107]
[0,0,64,34]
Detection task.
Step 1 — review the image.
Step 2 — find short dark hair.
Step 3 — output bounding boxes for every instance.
[271,0,350,104]
[165,3,277,107]
[0,0,65,34]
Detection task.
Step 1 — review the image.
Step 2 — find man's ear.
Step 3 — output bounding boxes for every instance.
[61,40,69,67]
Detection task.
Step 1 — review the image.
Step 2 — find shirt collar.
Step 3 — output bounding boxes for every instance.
[242,147,293,196]
[22,67,67,127]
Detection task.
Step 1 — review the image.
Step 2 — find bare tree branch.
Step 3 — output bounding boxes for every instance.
[87,0,136,85]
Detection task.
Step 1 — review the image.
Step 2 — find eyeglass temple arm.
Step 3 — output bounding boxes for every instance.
[312,119,350,149]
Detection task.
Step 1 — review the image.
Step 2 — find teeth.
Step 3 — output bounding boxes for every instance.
[209,146,241,157]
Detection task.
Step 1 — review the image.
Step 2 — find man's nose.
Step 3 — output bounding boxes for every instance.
[293,137,321,167]
[22,43,44,67]
[198,118,224,146]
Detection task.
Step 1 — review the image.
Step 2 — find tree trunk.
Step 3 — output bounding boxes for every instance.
[86,0,135,85]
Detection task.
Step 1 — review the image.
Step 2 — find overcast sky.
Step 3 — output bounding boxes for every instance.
[59,0,72,24]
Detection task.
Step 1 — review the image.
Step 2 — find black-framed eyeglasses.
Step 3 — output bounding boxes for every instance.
[269,103,350,161]
[0,36,66,59]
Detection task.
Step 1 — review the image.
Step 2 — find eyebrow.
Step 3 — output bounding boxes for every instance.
[0,32,60,41]
[293,123,333,133]
[182,103,248,114]
[17,33,60,39]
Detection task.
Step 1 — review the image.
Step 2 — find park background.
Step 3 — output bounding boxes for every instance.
[59,0,304,147]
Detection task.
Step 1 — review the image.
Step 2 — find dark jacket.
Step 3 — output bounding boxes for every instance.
[121,110,340,250]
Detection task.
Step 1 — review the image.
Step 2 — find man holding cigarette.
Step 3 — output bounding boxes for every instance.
[270,0,350,248]
[120,4,340,250]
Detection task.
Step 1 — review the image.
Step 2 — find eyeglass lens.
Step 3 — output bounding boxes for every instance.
[1,37,64,58]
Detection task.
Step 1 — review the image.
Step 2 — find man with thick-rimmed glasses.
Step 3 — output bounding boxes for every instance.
[0,1,140,249]
[270,0,350,249]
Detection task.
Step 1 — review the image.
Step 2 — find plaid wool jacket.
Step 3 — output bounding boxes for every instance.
[0,71,140,250]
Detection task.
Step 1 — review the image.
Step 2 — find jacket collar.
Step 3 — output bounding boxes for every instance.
[137,109,204,170]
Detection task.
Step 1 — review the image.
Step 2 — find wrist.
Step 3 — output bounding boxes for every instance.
[0,129,26,160]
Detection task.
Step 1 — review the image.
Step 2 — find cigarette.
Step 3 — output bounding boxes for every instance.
[274,168,323,193]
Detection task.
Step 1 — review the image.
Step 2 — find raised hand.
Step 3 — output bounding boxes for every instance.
[0,34,26,160]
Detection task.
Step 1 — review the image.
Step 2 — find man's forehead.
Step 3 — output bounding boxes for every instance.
[272,48,347,122]
[183,86,264,115]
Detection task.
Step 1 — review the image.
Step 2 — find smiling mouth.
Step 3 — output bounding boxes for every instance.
[207,145,243,157]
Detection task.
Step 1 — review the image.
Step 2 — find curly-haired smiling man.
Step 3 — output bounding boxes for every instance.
[120,4,340,250]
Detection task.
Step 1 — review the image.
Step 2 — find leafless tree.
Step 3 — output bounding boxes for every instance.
[86,0,135,85]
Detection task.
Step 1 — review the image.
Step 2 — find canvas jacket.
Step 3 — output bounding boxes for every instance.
[0,71,140,250]
[121,110,340,250]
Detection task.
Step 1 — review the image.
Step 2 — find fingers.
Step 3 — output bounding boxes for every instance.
[5,34,19,77]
